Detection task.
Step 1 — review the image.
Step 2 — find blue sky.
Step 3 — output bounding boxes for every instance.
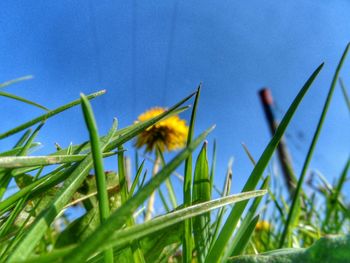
[1,1,349,201]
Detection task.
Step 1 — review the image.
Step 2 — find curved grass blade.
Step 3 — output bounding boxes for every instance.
[279,43,350,248]
[0,91,49,111]
[0,75,33,89]
[62,125,214,263]
[80,94,114,263]
[205,63,324,262]
[0,90,106,140]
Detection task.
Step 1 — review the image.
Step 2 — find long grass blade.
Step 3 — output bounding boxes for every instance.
[279,43,350,248]
[205,62,324,262]
[183,84,201,262]
[80,94,114,263]
[0,90,106,140]
[0,91,49,111]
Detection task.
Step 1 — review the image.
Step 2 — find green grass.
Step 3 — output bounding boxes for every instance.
[0,44,349,263]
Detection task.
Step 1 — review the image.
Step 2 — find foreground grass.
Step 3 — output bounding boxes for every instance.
[0,44,349,262]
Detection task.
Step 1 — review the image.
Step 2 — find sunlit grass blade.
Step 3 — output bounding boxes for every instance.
[0,91,49,111]
[0,90,106,140]
[0,75,33,89]
[62,125,214,262]
[205,62,324,262]
[229,215,260,257]
[26,190,266,263]
[209,158,233,249]
[193,142,211,262]
[7,119,117,262]
[183,84,201,262]
[227,177,269,259]
[279,43,350,248]
[0,152,117,168]
[80,94,114,263]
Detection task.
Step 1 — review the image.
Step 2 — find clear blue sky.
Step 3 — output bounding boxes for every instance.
[1,1,349,200]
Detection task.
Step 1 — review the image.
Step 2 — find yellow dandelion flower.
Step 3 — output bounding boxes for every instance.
[255,220,271,232]
[135,107,188,152]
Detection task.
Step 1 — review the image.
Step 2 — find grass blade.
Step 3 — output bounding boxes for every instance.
[0,91,49,111]
[279,43,350,247]
[183,84,201,262]
[205,62,324,262]
[339,78,350,111]
[0,75,33,89]
[0,152,117,168]
[0,90,106,140]
[193,142,211,262]
[27,190,267,263]
[80,94,114,263]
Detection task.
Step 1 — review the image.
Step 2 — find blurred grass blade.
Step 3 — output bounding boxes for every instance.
[0,90,106,140]
[229,215,260,257]
[0,91,49,111]
[227,177,269,259]
[63,125,214,263]
[183,84,201,262]
[0,75,33,89]
[157,147,177,209]
[209,139,217,195]
[205,62,324,262]
[193,142,211,262]
[7,119,117,262]
[339,78,350,111]
[130,160,145,196]
[210,158,233,249]
[80,94,114,263]
[279,43,349,248]
[13,129,32,148]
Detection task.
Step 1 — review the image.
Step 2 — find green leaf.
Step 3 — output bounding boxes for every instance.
[193,142,211,262]
[205,62,324,262]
